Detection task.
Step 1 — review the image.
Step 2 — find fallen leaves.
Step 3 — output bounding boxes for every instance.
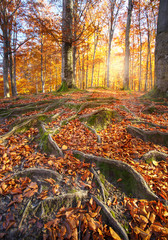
[125,198,168,239]
[44,199,121,240]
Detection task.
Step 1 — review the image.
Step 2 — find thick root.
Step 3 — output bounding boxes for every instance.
[11,167,62,182]
[73,150,160,201]
[141,150,168,162]
[127,125,168,147]
[92,195,129,240]
[91,167,106,202]
[40,124,63,157]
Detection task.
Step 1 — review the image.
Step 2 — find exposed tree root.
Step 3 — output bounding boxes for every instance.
[0,103,50,119]
[0,119,32,143]
[60,114,77,126]
[82,123,102,143]
[127,125,168,147]
[18,199,32,230]
[51,109,65,119]
[129,120,167,129]
[77,102,110,114]
[41,124,63,157]
[73,150,160,202]
[92,195,129,240]
[10,113,50,129]
[90,167,106,202]
[86,97,116,102]
[119,105,137,118]
[11,168,62,182]
[43,98,70,113]
[141,150,168,162]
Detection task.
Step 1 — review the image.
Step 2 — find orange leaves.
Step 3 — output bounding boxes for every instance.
[125,198,168,239]
[44,199,120,240]
[23,181,38,198]
[62,144,68,150]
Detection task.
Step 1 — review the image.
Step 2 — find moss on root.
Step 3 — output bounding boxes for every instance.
[81,109,121,130]
[97,162,137,197]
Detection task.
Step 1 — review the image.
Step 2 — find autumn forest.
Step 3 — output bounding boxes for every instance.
[0,0,165,96]
[0,0,168,240]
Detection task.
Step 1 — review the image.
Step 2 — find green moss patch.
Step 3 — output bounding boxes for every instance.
[80,109,121,130]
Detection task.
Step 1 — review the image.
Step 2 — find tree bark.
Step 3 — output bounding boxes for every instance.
[61,0,75,89]
[138,0,142,91]
[41,33,45,93]
[123,0,133,90]
[91,25,99,88]
[107,0,116,88]
[3,27,10,98]
[155,0,168,94]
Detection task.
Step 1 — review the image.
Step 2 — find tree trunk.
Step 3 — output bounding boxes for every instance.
[123,0,133,90]
[138,0,142,91]
[73,0,78,85]
[155,0,168,94]
[86,45,89,89]
[91,28,99,88]
[107,0,116,88]
[3,27,10,98]
[41,33,45,93]
[61,0,75,89]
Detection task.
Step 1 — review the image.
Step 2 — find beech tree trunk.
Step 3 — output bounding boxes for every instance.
[91,27,99,88]
[107,0,116,88]
[138,0,142,91]
[3,27,10,98]
[155,0,168,94]
[123,0,133,90]
[61,0,75,89]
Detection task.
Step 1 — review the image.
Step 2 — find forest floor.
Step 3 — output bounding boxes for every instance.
[0,88,167,240]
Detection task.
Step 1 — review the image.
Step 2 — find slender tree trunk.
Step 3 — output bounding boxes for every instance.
[62,0,75,89]
[138,0,142,91]
[131,21,135,90]
[91,28,99,87]
[86,45,89,89]
[123,0,133,90]
[97,62,100,87]
[73,0,78,85]
[35,75,38,94]
[82,53,85,89]
[3,27,10,98]
[155,0,168,94]
[107,0,116,88]
[41,33,45,93]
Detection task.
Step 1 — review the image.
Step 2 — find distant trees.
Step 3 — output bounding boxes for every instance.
[0,0,164,97]
[155,0,168,94]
